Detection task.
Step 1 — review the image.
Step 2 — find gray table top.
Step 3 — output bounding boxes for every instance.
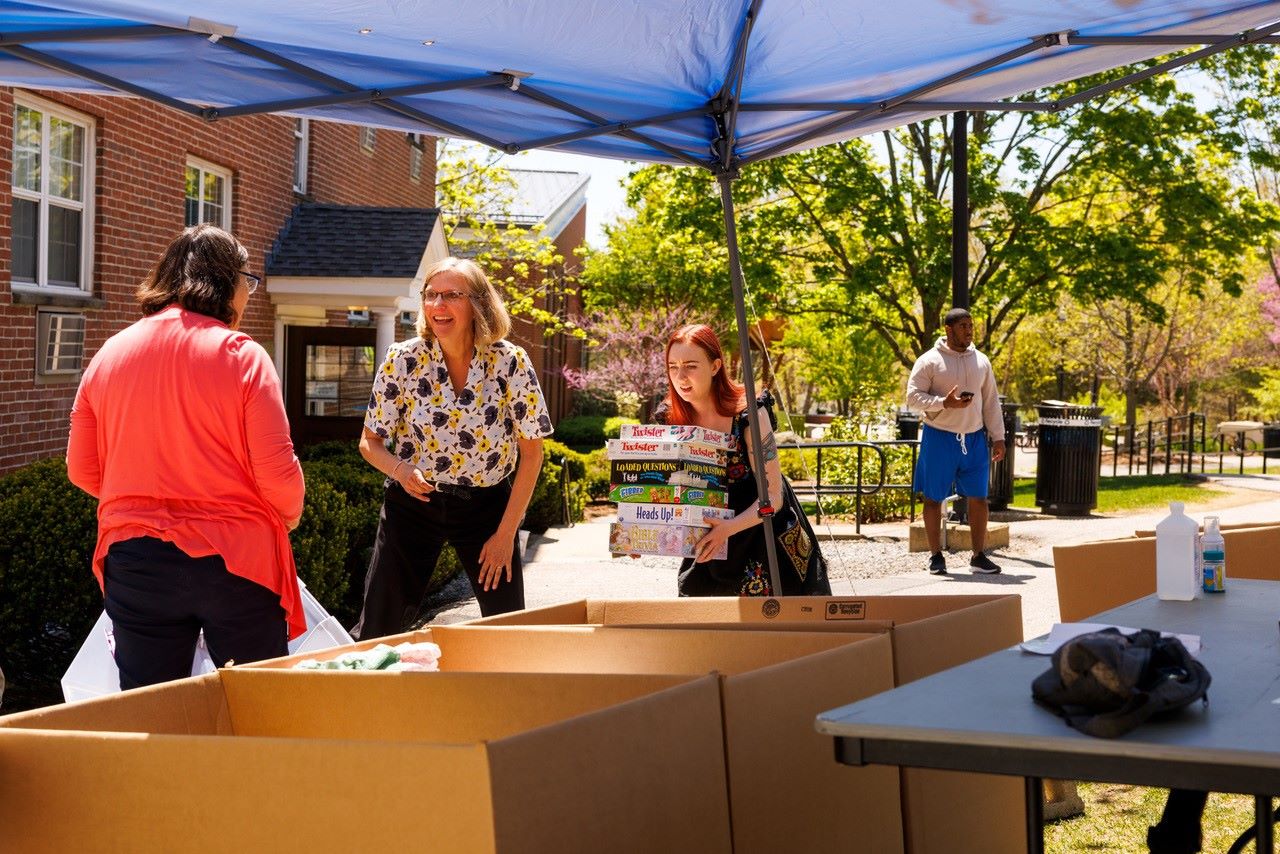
[817,579,1280,793]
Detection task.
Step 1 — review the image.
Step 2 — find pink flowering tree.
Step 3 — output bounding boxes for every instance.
[1259,268,1280,349]
[563,304,698,418]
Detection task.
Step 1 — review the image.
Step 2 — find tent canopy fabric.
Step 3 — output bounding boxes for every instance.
[1,0,1279,172]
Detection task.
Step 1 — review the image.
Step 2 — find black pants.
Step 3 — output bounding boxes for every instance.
[352,480,525,640]
[1148,789,1209,853]
[103,537,288,690]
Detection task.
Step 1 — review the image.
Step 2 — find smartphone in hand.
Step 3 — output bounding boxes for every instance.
[959,391,975,401]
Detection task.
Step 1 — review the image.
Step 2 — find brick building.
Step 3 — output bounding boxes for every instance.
[1,86,585,470]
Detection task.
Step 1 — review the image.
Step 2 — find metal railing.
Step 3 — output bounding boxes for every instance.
[781,438,910,533]
[1099,414,1280,477]
[1100,413,1205,477]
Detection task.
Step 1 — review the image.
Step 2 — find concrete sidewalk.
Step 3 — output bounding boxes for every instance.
[430,473,1280,640]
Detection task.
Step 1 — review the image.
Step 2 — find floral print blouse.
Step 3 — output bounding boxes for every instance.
[364,337,553,487]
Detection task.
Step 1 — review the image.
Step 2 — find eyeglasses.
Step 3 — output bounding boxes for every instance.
[423,288,469,305]
[241,271,261,295]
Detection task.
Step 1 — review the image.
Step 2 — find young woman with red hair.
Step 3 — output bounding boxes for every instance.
[658,324,830,596]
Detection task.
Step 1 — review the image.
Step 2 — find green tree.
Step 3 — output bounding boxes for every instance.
[773,314,902,419]
[436,141,580,336]
[584,62,1278,371]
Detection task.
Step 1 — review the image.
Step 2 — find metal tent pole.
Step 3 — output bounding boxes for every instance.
[717,174,783,596]
[952,110,969,309]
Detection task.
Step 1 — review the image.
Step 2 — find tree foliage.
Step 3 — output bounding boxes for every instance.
[436,141,581,337]
[581,60,1279,380]
[562,304,698,416]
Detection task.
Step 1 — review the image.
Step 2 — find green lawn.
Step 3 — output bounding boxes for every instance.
[1048,783,1262,853]
[1010,475,1227,514]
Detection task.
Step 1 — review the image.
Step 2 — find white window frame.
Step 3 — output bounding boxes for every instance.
[11,92,95,296]
[408,132,425,182]
[293,118,310,194]
[184,157,232,230]
[359,126,376,152]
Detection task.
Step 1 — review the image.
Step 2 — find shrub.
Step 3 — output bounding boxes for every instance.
[568,388,618,418]
[0,458,101,711]
[553,415,609,449]
[603,416,640,440]
[289,476,359,616]
[809,418,917,523]
[526,439,588,532]
[584,447,610,501]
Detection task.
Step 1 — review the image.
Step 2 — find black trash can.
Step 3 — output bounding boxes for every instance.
[987,400,1020,511]
[1035,402,1103,516]
[1265,423,1280,459]
[896,409,921,441]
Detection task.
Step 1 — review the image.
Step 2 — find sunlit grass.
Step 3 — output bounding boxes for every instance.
[1047,783,1263,853]
[1010,475,1227,514]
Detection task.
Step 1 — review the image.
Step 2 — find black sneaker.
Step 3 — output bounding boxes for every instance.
[970,553,1001,574]
[927,552,947,575]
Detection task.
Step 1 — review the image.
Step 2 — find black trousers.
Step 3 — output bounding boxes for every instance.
[352,480,525,640]
[103,536,288,690]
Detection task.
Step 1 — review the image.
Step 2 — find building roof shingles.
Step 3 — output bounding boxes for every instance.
[267,203,439,278]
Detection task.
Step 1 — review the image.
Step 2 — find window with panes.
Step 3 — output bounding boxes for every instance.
[11,98,93,292]
[184,159,231,229]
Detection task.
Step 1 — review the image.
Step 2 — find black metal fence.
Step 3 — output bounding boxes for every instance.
[781,439,909,533]
[1099,414,1280,477]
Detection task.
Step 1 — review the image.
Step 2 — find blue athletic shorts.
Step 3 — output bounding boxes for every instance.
[913,423,989,502]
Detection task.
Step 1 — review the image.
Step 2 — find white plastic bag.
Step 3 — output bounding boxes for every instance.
[61,579,352,703]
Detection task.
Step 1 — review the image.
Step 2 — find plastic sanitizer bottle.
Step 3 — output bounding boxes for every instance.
[1201,515,1226,594]
[1156,501,1200,601]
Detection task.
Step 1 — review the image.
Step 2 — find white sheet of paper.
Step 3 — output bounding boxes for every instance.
[1020,622,1201,657]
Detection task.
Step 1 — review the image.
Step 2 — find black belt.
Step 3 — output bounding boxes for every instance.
[431,481,474,500]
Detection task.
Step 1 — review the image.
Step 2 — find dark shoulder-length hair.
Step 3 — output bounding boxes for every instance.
[661,324,746,426]
[136,224,248,325]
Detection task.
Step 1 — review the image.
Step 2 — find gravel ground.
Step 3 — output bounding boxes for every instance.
[819,509,1063,583]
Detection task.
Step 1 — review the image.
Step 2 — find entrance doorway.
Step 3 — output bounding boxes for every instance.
[285,325,378,446]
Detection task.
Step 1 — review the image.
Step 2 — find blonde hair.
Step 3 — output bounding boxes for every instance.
[415,257,511,347]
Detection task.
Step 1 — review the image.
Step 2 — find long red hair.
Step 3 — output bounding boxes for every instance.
[662,324,746,425]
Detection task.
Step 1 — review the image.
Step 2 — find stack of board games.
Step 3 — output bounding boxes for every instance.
[607,424,735,559]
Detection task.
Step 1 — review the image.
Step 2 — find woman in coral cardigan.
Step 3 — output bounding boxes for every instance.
[67,224,305,689]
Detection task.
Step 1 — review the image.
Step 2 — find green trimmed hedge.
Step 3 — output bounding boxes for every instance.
[553,415,639,451]
[0,458,101,712]
[524,439,588,532]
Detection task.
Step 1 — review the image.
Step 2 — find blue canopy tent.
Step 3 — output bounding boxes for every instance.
[2,0,1279,596]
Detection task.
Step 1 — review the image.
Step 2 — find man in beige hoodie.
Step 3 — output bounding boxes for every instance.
[906,308,1006,575]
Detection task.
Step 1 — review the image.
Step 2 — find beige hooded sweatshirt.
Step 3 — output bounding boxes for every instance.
[905,337,1005,441]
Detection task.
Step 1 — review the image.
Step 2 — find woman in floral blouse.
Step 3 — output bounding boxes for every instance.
[352,257,553,637]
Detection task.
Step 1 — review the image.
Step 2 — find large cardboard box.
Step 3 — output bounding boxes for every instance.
[253,624,905,854]
[467,596,1026,854]
[1054,526,1280,622]
[0,668,731,854]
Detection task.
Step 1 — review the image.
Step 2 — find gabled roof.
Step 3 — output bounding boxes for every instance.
[448,168,589,242]
[500,169,589,226]
[267,204,440,278]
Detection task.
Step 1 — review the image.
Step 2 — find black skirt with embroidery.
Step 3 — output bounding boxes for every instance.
[669,393,831,597]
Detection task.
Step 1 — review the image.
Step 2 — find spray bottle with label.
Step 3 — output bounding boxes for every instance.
[1156,501,1199,601]
[1201,515,1226,594]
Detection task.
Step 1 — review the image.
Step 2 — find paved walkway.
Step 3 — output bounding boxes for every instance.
[430,473,1280,641]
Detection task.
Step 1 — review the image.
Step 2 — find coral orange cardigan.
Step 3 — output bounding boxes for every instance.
[68,306,306,639]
